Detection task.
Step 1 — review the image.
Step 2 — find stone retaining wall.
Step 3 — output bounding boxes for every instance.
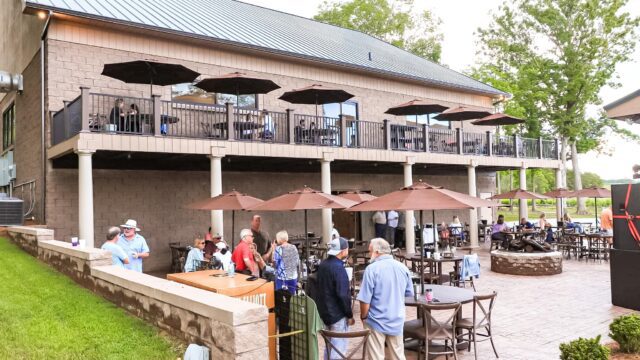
[6,226,268,359]
[491,250,563,276]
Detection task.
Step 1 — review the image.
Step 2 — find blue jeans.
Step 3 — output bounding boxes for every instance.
[324,317,349,360]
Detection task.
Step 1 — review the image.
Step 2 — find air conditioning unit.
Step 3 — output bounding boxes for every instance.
[8,164,16,179]
[0,193,23,225]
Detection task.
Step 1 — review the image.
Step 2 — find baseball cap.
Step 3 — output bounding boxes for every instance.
[327,237,348,256]
[215,242,227,250]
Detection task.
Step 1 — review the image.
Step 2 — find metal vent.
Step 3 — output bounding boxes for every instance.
[0,71,23,93]
[0,195,23,225]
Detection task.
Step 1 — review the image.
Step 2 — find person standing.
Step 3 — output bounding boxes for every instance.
[273,230,300,294]
[117,219,150,273]
[317,237,354,359]
[231,229,258,275]
[386,210,399,247]
[101,227,129,269]
[601,206,613,235]
[357,238,413,360]
[251,215,273,261]
[371,211,387,239]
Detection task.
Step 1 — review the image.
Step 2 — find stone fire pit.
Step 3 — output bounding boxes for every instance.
[491,250,563,276]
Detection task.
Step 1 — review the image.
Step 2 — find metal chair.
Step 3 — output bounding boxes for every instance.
[320,329,370,360]
[404,302,461,359]
[456,292,498,360]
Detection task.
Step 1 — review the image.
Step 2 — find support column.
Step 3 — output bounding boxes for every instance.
[556,167,563,221]
[519,165,528,220]
[76,149,95,247]
[403,157,416,252]
[467,161,478,247]
[321,152,334,244]
[209,147,225,235]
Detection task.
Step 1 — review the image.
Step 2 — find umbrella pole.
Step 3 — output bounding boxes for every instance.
[231,210,235,251]
[433,210,438,253]
[594,197,598,230]
[420,210,424,294]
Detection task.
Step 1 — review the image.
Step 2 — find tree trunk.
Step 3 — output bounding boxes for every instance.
[531,169,537,212]
[560,137,569,214]
[496,170,502,193]
[571,141,588,214]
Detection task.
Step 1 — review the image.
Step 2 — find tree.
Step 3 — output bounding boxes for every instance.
[566,170,604,190]
[314,0,443,62]
[472,0,639,213]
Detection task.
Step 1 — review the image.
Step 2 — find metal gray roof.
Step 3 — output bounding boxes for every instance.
[25,0,506,96]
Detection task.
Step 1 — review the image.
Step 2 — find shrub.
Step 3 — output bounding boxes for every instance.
[610,314,640,353]
[559,335,609,360]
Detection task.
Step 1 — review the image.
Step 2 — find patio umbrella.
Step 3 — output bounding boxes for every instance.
[433,106,491,122]
[569,187,612,228]
[249,186,358,264]
[278,84,354,117]
[101,60,200,95]
[471,113,525,126]
[384,99,449,124]
[490,189,550,200]
[194,72,280,107]
[347,180,498,293]
[185,190,264,250]
[338,191,378,241]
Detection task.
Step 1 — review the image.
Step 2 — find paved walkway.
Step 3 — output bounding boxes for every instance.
[321,243,637,360]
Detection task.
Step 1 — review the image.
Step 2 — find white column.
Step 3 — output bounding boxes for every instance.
[321,153,333,244]
[76,149,95,247]
[403,157,415,252]
[556,167,563,221]
[519,165,528,220]
[467,161,478,247]
[209,155,223,234]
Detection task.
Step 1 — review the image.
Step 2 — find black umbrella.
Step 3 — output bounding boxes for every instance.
[101,60,200,95]
[195,72,281,106]
[471,113,525,126]
[385,99,449,125]
[279,84,354,116]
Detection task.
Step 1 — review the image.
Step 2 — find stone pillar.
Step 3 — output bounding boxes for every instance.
[556,167,563,221]
[209,147,225,234]
[403,157,416,252]
[321,152,334,244]
[519,165,528,220]
[76,149,95,247]
[467,161,478,247]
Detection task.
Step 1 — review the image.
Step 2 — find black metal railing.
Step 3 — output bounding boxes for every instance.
[51,95,82,145]
[293,114,341,146]
[493,135,515,157]
[161,101,226,138]
[462,131,488,156]
[390,124,425,151]
[542,139,557,159]
[521,137,540,158]
[429,128,457,154]
[89,93,154,134]
[345,119,385,149]
[233,109,288,143]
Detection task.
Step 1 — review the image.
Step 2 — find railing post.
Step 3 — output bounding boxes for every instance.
[152,95,161,136]
[339,115,347,148]
[456,128,463,155]
[287,109,295,145]
[226,102,235,141]
[63,100,70,138]
[487,131,493,156]
[422,124,428,152]
[80,87,90,132]
[538,137,543,159]
[383,119,391,150]
[513,134,520,158]
[555,138,560,160]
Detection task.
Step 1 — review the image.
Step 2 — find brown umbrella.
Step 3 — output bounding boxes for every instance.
[195,72,280,106]
[433,106,492,122]
[490,189,550,200]
[471,113,525,126]
[347,180,498,293]
[339,191,378,241]
[569,187,612,227]
[279,84,354,117]
[384,99,449,116]
[250,186,358,262]
[186,190,264,250]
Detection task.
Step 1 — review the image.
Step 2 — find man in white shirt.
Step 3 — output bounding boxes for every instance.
[386,210,399,247]
[371,211,387,239]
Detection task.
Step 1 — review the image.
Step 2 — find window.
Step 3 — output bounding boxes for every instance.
[2,103,15,150]
[322,101,358,120]
[406,114,451,129]
[171,83,257,108]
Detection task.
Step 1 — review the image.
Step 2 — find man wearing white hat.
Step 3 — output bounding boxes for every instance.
[117,219,150,272]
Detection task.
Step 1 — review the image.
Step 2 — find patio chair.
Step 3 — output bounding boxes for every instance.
[404,302,461,360]
[411,258,440,285]
[456,292,499,360]
[320,329,370,360]
[449,254,479,291]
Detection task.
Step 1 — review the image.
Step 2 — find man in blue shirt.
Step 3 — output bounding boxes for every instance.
[317,237,353,359]
[117,219,150,272]
[357,238,413,360]
[101,226,129,268]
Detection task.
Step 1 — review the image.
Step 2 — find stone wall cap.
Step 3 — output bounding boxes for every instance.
[491,250,562,257]
[91,265,267,326]
[8,226,54,236]
[39,240,111,261]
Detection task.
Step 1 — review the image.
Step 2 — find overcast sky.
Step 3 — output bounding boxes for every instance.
[241,0,640,180]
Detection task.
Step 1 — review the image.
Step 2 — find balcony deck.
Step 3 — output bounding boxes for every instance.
[50,89,559,166]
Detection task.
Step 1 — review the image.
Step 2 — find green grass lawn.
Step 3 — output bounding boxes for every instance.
[500,204,600,222]
[0,237,184,360]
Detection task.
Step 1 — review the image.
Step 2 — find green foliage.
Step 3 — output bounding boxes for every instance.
[559,335,610,360]
[314,0,443,62]
[610,314,640,353]
[0,238,183,359]
[566,170,605,190]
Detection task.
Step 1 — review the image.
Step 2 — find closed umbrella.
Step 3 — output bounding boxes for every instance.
[347,180,498,293]
[279,84,354,117]
[101,60,200,95]
[185,190,264,250]
[569,187,612,228]
[195,72,280,107]
[249,186,357,265]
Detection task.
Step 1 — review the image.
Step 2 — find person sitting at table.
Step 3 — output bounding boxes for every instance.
[232,229,258,275]
[518,217,535,231]
[108,98,126,131]
[438,221,450,241]
[259,110,274,140]
[184,237,206,272]
[491,214,509,249]
[203,232,222,260]
[294,119,306,143]
[538,212,554,242]
[273,230,300,294]
[449,215,464,241]
[563,213,583,233]
[212,242,233,271]
[309,121,319,144]
[127,103,140,132]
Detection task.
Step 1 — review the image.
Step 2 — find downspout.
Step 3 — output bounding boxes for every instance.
[40,11,52,223]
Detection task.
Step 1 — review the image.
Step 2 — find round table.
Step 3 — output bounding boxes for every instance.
[405,284,474,306]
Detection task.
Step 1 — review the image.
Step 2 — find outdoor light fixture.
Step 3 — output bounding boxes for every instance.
[37,11,47,19]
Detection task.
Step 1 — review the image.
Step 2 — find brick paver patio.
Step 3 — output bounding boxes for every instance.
[320,243,638,359]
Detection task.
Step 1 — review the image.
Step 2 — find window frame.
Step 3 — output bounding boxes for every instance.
[2,102,15,151]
